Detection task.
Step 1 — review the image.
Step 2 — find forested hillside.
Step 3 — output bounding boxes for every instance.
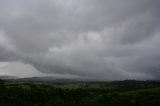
[0,79,160,106]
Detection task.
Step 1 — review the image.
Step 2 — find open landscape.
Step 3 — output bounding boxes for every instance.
[0,0,160,105]
[1,78,160,106]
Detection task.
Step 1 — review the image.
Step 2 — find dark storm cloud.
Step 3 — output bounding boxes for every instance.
[0,0,160,80]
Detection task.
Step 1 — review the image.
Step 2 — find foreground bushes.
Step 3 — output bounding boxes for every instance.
[0,80,160,106]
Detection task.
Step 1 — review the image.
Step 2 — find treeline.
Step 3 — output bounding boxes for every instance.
[0,79,160,106]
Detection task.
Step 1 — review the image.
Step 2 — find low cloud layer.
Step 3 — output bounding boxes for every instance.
[0,0,160,80]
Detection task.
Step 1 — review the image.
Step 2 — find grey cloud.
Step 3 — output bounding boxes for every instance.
[0,0,160,80]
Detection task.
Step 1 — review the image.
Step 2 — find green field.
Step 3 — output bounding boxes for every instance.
[0,79,160,106]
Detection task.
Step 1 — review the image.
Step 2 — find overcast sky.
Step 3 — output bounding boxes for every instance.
[0,0,160,80]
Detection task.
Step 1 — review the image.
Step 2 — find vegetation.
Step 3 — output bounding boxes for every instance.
[0,79,160,106]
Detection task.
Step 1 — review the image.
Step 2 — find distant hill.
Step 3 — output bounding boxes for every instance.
[0,75,17,79]
[4,76,88,84]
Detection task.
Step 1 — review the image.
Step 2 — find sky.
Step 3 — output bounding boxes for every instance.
[0,0,160,80]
